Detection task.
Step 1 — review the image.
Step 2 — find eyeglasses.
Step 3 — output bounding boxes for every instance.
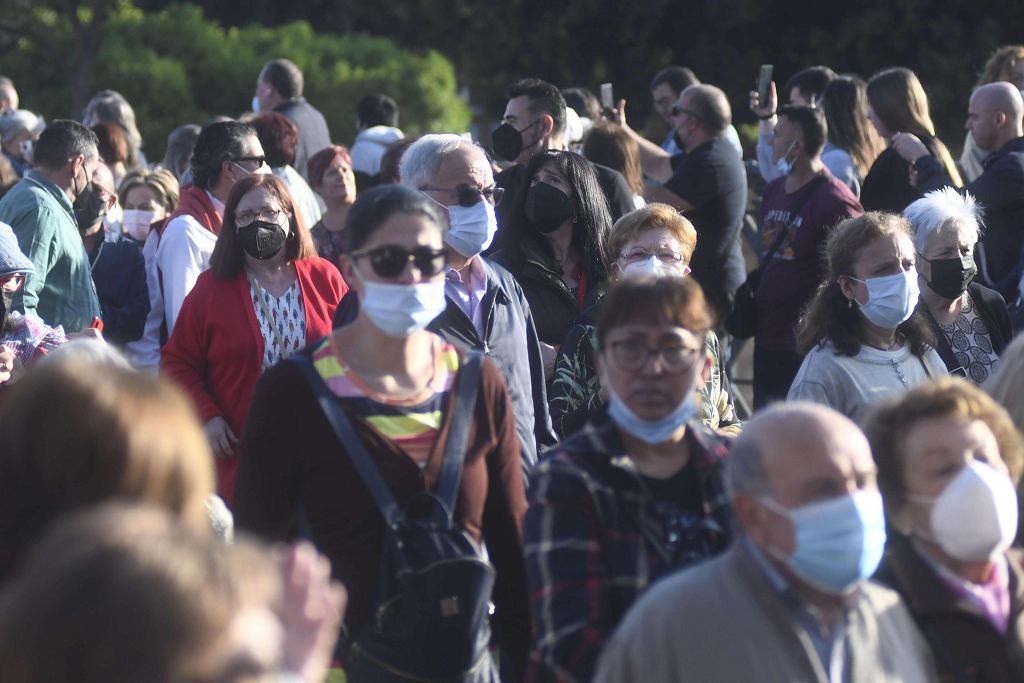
[671,106,701,121]
[607,338,702,373]
[232,155,267,169]
[421,184,505,207]
[235,207,285,227]
[349,245,447,279]
[619,249,686,266]
[0,273,25,293]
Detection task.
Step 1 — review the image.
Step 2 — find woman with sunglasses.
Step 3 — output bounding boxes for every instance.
[525,277,733,682]
[234,184,530,680]
[161,174,346,505]
[490,150,611,376]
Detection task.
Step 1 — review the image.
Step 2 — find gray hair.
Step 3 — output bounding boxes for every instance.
[725,434,771,498]
[904,186,983,251]
[399,133,477,190]
[0,110,44,140]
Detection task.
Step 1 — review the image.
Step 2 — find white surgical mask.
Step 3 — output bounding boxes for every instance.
[774,141,796,176]
[360,280,446,338]
[444,201,498,258]
[620,255,687,280]
[122,209,156,242]
[850,270,919,329]
[911,460,1019,562]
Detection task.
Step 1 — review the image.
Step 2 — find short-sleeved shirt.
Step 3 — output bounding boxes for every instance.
[664,138,748,318]
[755,174,863,348]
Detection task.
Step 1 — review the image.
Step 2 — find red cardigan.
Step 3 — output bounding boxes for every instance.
[161,257,347,503]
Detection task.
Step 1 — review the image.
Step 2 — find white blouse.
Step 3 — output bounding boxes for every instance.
[249,278,307,372]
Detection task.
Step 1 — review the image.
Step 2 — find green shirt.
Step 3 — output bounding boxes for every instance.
[0,171,101,332]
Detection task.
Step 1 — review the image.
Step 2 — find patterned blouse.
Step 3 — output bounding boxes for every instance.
[938,292,1001,385]
[249,278,307,372]
[310,221,345,268]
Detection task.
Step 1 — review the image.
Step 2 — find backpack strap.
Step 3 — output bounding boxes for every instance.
[289,353,402,528]
[433,350,484,524]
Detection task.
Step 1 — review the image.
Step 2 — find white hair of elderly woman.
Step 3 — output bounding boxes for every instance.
[903,187,984,251]
[38,337,133,370]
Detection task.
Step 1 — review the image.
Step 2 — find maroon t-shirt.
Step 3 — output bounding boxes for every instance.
[754,173,863,348]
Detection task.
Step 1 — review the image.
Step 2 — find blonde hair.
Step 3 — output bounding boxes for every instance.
[0,361,215,577]
[867,68,963,187]
[978,45,1024,87]
[117,167,180,213]
[607,203,698,271]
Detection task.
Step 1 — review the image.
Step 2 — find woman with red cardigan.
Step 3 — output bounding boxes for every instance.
[162,174,346,504]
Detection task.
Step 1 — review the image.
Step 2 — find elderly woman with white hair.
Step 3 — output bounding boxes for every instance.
[905,187,1011,384]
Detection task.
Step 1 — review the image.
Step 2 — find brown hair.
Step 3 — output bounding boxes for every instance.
[795,212,935,357]
[597,276,712,349]
[116,167,179,213]
[306,143,353,188]
[977,45,1024,87]
[91,121,128,166]
[583,122,644,195]
[0,362,215,579]
[250,111,299,168]
[867,68,963,187]
[864,376,1024,515]
[0,503,279,683]
[209,173,317,279]
[606,203,698,271]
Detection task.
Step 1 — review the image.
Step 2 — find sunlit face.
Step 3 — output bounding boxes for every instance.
[502,95,544,164]
[234,186,291,240]
[894,416,1007,536]
[421,145,495,231]
[771,116,801,164]
[318,158,357,203]
[340,211,445,290]
[123,184,167,222]
[840,231,917,307]
[614,227,690,279]
[1009,59,1024,90]
[917,221,974,285]
[966,91,1000,151]
[530,160,573,200]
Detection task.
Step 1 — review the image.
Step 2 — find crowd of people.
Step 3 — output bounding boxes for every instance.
[1,44,1024,682]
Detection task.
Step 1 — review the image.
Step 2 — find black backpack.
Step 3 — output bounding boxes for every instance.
[290,350,497,682]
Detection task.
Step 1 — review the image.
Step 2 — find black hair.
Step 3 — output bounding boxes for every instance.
[344,184,443,253]
[189,121,257,191]
[260,59,303,99]
[561,87,600,121]
[778,104,828,158]
[783,66,836,104]
[500,149,610,285]
[32,120,98,170]
[507,78,566,135]
[649,66,700,94]
[357,95,399,128]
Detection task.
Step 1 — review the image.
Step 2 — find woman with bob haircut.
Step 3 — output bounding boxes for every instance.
[161,173,346,504]
[234,184,529,681]
[861,67,962,213]
[526,277,734,682]
[306,144,358,267]
[549,202,738,438]
[789,212,945,421]
[905,187,1011,384]
[865,377,1024,682]
[490,149,612,370]
[0,503,346,683]
[0,359,215,581]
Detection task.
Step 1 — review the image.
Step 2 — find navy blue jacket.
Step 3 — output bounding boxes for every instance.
[88,229,150,346]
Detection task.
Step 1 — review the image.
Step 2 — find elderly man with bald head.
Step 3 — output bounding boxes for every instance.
[595,403,938,683]
[893,82,1024,298]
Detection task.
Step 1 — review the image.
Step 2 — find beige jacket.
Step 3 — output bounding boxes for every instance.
[594,543,937,683]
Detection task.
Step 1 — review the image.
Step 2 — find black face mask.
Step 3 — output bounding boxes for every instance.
[926,255,977,300]
[492,119,540,162]
[525,182,574,234]
[74,184,108,232]
[237,220,287,260]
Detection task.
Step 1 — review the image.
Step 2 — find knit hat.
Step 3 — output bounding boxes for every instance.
[0,223,34,277]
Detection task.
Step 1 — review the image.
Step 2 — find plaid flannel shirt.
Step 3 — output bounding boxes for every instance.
[524,408,734,683]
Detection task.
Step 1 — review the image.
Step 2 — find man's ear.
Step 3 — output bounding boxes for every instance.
[995,111,1009,129]
[540,113,556,141]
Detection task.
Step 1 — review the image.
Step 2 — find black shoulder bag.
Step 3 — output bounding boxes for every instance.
[726,175,829,339]
[290,350,496,682]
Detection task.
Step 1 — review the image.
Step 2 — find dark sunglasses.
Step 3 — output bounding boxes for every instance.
[671,106,701,121]
[421,184,504,207]
[349,245,447,279]
[232,155,267,168]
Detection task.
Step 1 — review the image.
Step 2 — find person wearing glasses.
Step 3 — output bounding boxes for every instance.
[234,184,530,679]
[161,174,346,504]
[524,277,733,682]
[156,121,268,335]
[490,149,612,374]
[549,203,740,438]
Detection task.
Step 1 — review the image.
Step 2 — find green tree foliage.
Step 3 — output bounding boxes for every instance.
[0,3,470,160]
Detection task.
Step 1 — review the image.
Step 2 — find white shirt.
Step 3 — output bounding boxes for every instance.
[123,229,164,373]
[155,191,223,334]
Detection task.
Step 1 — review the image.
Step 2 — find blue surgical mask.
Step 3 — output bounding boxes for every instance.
[607,389,697,444]
[360,280,447,338]
[774,141,796,176]
[251,95,260,114]
[761,490,887,595]
[850,270,920,329]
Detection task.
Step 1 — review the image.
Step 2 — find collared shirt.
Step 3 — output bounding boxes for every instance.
[925,550,1011,634]
[524,408,733,682]
[156,190,223,333]
[743,538,852,683]
[444,256,487,334]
